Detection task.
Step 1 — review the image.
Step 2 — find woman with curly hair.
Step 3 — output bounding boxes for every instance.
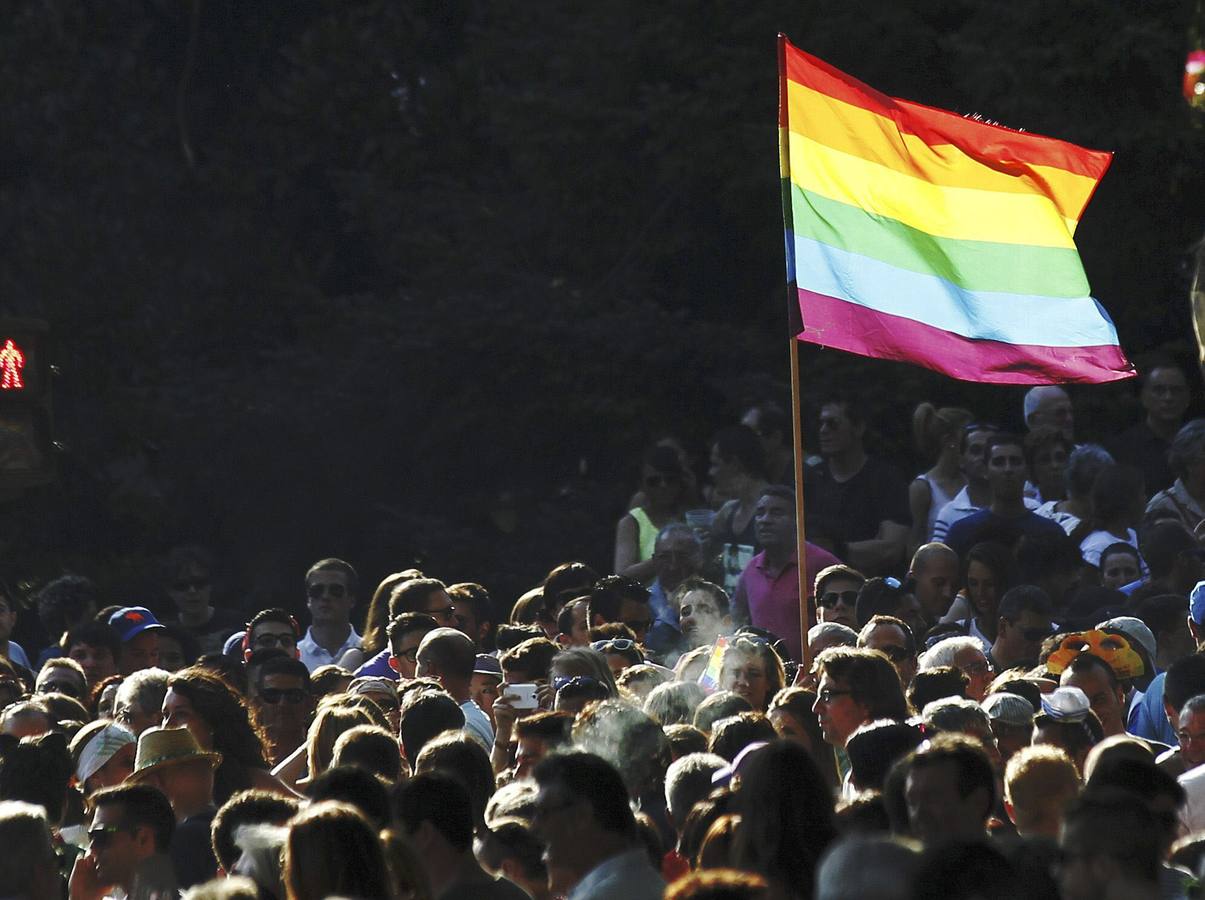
[163,666,294,801]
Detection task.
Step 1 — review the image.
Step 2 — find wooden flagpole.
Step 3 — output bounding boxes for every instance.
[789,339,812,680]
[778,34,812,678]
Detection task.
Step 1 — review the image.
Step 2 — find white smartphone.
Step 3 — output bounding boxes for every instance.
[507,683,539,710]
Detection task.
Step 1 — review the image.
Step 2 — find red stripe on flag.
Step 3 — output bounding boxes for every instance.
[795,288,1133,385]
[782,42,1111,181]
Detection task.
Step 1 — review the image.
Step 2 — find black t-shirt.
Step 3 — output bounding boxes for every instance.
[1107,421,1174,496]
[803,456,909,548]
[170,807,218,889]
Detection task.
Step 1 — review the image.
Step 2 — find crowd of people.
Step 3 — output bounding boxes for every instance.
[5,354,1205,898]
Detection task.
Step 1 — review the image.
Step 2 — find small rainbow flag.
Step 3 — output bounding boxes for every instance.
[697,635,729,694]
[778,37,1133,385]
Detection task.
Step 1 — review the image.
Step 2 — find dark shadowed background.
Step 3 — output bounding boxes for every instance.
[1,0,1202,639]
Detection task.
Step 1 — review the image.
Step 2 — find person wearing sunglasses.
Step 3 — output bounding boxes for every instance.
[71,783,178,900]
[34,657,87,700]
[162,544,243,657]
[988,586,1054,671]
[812,564,865,634]
[614,445,691,584]
[856,615,918,687]
[299,558,361,673]
[588,576,655,644]
[249,655,315,766]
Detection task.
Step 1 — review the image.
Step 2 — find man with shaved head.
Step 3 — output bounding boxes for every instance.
[909,543,959,626]
[416,627,494,748]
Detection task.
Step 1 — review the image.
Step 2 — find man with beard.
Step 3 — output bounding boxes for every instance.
[732,485,838,662]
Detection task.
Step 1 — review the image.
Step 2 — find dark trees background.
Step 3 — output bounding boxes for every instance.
[1,1,1202,626]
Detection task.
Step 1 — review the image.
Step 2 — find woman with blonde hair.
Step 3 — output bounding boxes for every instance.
[910,403,974,551]
[284,801,391,900]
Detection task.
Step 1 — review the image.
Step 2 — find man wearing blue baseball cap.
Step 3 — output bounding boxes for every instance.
[108,606,165,675]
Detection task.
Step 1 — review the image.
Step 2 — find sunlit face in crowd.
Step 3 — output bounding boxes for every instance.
[114,696,158,737]
[816,575,860,630]
[471,673,502,718]
[251,671,314,761]
[1029,391,1074,441]
[168,563,212,620]
[722,648,770,711]
[965,560,1000,624]
[561,602,591,647]
[161,687,214,749]
[157,634,187,672]
[35,665,86,700]
[906,759,988,845]
[1061,663,1125,737]
[812,673,870,749]
[1100,550,1141,591]
[652,530,702,588]
[418,589,458,628]
[1031,442,1069,500]
[753,493,796,550]
[953,645,994,702]
[962,429,995,483]
[249,621,299,656]
[119,632,160,676]
[678,589,728,649]
[305,569,355,627]
[84,743,136,794]
[861,622,916,686]
[1179,706,1205,769]
[913,551,959,623]
[1142,367,1190,424]
[986,442,1027,502]
[818,403,861,457]
[616,599,652,643]
[768,707,812,752]
[88,802,154,889]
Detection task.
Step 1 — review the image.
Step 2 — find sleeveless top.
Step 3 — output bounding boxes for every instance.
[915,472,958,541]
[711,500,760,595]
[629,507,660,561]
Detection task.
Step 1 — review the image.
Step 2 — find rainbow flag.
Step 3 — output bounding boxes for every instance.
[778,37,1134,384]
[697,635,729,694]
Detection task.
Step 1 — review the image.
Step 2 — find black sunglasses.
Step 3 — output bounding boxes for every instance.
[818,590,858,609]
[259,687,308,705]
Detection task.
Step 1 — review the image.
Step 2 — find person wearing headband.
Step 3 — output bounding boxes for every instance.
[69,720,137,797]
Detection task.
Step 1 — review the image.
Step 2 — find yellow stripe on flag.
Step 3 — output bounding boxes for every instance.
[788,131,1079,248]
[786,81,1099,222]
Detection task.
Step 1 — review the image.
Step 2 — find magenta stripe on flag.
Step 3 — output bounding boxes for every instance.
[795,288,1133,385]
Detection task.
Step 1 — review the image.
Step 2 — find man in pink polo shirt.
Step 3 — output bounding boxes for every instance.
[731,486,840,662]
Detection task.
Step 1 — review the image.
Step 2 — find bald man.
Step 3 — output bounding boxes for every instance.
[416,627,494,747]
[909,543,959,627]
